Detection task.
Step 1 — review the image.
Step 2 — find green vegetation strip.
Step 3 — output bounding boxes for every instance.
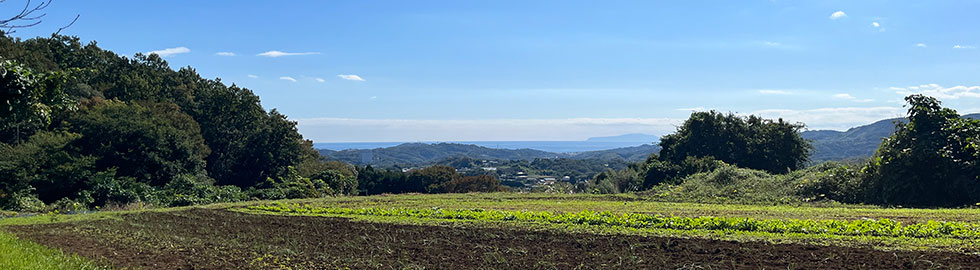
[0,231,105,270]
[250,203,980,240]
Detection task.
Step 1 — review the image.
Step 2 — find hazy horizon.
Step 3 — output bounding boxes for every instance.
[14,1,980,142]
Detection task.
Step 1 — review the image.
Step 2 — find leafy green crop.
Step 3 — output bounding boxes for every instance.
[249,203,980,239]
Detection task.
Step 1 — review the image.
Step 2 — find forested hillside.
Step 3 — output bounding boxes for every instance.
[0,34,336,210]
[319,142,659,166]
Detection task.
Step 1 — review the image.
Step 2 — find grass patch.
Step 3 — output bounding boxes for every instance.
[0,230,105,270]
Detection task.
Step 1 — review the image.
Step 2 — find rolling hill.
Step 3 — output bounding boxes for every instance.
[802,113,980,162]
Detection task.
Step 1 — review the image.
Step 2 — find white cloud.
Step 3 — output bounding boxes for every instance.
[915,43,927,48]
[296,117,683,142]
[370,96,378,100]
[829,11,847,20]
[752,107,904,130]
[257,50,321,57]
[892,84,980,99]
[146,47,190,57]
[832,93,875,102]
[872,22,880,28]
[758,89,793,95]
[279,76,297,82]
[953,45,976,49]
[215,52,236,56]
[761,41,782,47]
[315,77,326,83]
[337,74,365,81]
[675,107,707,112]
[247,74,259,78]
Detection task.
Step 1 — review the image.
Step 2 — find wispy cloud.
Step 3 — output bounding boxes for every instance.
[279,76,297,82]
[146,46,190,57]
[247,74,259,78]
[892,84,980,99]
[257,50,321,57]
[915,43,927,48]
[315,77,325,83]
[215,52,236,56]
[872,22,880,28]
[829,11,847,20]
[758,89,793,95]
[676,107,707,112]
[953,45,976,49]
[752,107,903,130]
[337,74,365,81]
[832,93,875,102]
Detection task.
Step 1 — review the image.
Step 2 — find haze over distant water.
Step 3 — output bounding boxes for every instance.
[314,134,657,153]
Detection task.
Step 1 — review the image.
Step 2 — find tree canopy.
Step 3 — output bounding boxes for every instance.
[658,111,812,174]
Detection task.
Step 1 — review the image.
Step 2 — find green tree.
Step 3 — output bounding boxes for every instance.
[443,175,506,193]
[62,99,210,186]
[0,59,74,144]
[860,95,980,207]
[408,165,461,193]
[658,111,811,174]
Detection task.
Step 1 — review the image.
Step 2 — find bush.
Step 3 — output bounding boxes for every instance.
[860,95,980,207]
[649,164,800,204]
[443,175,507,193]
[157,174,246,207]
[593,167,643,194]
[795,162,862,203]
[85,169,155,207]
[311,169,358,196]
[641,155,724,189]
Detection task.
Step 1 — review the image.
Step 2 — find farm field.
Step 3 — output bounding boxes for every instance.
[3,193,980,269]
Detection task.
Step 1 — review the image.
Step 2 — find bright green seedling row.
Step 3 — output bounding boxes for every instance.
[250,203,980,239]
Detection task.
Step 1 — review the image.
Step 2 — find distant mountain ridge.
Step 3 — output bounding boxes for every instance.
[319,142,660,166]
[317,113,980,166]
[802,113,980,162]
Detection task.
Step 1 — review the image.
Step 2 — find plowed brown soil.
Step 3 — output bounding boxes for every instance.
[6,208,980,269]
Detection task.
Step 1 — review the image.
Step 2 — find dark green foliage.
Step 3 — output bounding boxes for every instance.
[593,167,643,194]
[156,174,246,207]
[0,131,95,205]
[659,111,811,174]
[641,155,723,189]
[62,100,210,186]
[311,169,358,196]
[81,169,155,207]
[444,175,507,193]
[357,165,418,195]
[860,95,980,207]
[795,162,862,203]
[0,59,75,144]
[409,165,461,193]
[0,33,322,210]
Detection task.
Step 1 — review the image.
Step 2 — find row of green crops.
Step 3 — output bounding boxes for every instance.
[249,203,980,239]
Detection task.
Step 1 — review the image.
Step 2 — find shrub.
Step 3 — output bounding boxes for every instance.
[85,169,155,207]
[157,174,246,207]
[444,175,507,193]
[795,162,862,203]
[860,95,980,207]
[651,164,800,204]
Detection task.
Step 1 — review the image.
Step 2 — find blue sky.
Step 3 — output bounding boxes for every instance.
[9,0,980,142]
